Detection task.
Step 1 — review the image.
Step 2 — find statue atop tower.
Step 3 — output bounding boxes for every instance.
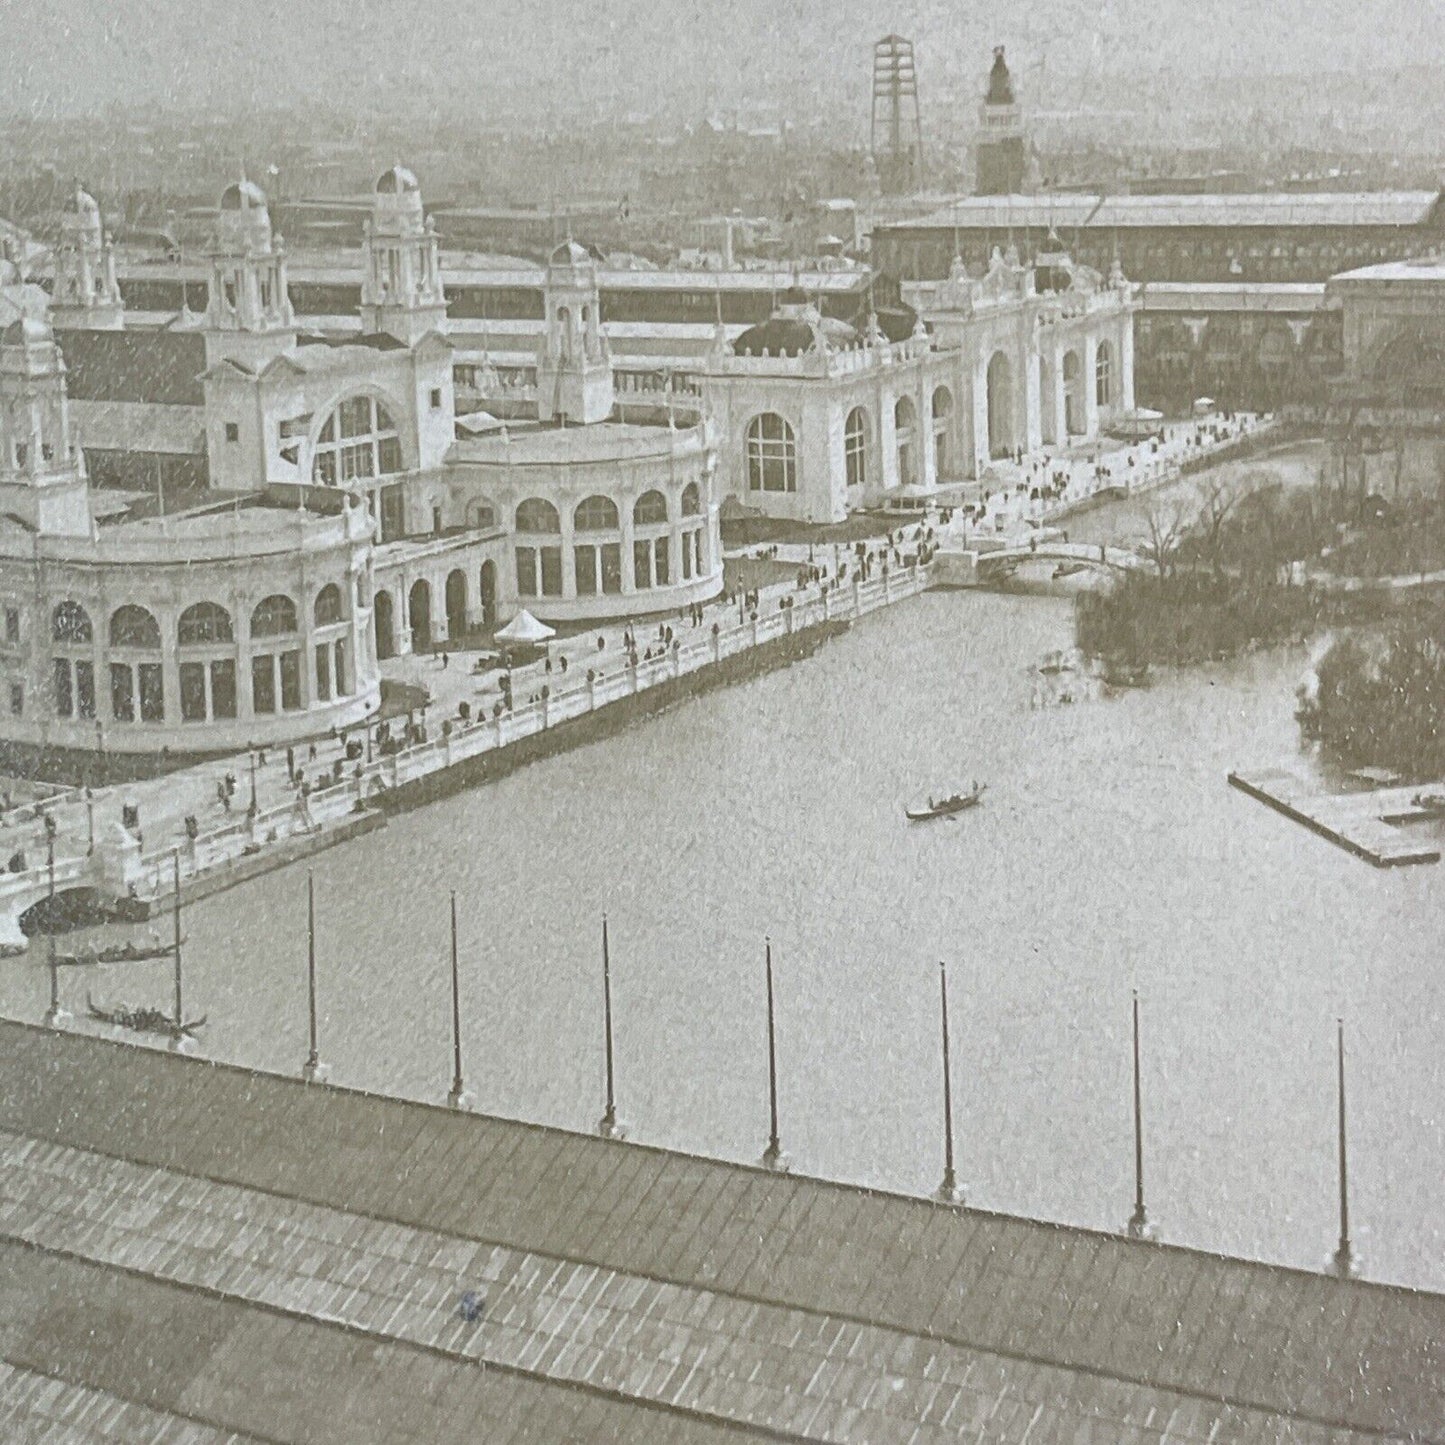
[203,177,296,368]
[536,240,613,426]
[975,47,1028,196]
[51,183,124,331]
[360,165,448,346]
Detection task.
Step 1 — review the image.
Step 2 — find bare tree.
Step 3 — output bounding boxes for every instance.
[1194,476,1243,579]
[1139,496,1189,579]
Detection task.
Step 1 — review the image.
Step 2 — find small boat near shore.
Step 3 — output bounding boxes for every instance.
[1411,791,1445,818]
[1036,649,1078,677]
[1100,658,1150,689]
[86,993,205,1038]
[905,783,986,822]
[50,936,179,968]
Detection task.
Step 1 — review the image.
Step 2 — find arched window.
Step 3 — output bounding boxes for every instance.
[633,489,668,526]
[844,408,868,490]
[51,600,92,645]
[745,413,796,493]
[312,396,402,485]
[177,601,233,646]
[515,497,560,533]
[680,482,701,517]
[931,387,952,476]
[251,594,299,638]
[108,605,160,649]
[1095,340,1115,407]
[895,396,918,487]
[313,584,343,627]
[574,494,619,531]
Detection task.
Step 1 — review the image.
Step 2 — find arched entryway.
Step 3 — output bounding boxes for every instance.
[931,386,952,478]
[1062,349,1084,435]
[408,579,432,653]
[373,590,396,660]
[445,568,467,641]
[894,396,918,487]
[480,560,498,629]
[987,351,1015,459]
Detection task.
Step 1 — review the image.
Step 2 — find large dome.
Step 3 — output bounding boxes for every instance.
[733,297,858,357]
[219,179,268,212]
[376,165,420,195]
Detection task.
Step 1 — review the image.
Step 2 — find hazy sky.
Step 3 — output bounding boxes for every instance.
[4,0,1444,119]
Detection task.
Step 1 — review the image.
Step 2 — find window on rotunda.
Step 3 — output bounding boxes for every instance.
[312,397,403,486]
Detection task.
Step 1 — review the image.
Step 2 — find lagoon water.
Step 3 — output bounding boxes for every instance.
[6,581,1443,1289]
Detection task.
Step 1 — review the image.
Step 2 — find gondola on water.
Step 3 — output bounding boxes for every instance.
[904,782,987,822]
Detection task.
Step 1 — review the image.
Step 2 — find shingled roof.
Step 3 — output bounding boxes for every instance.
[2,1020,1441,1443]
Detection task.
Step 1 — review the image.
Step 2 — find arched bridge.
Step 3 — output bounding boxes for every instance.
[974,540,1149,584]
[0,837,145,949]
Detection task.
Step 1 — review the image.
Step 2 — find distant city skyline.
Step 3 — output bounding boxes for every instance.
[6,0,1445,123]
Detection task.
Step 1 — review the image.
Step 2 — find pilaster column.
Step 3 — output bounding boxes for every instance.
[1120,319,1137,413]
[1023,341,1043,454]
[560,517,578,600]
[1083,335,1101,438]
[619,505,637,593]
[971,357,990,476]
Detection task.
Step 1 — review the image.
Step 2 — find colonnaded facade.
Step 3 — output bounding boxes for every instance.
[1,170,725,768]
[700,244,1135,524]
[0,308,380,770]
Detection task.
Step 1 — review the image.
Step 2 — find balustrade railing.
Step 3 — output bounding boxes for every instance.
[120,565,932,899]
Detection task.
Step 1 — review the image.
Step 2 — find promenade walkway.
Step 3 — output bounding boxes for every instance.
[0,1020,1441,1443]
[1,564,929,936]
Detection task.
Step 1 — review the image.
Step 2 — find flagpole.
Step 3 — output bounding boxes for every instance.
[761,936,788,1171]
[935,961,962,1205]
[1126,989,1151,1238]
[1331,1017,1355,1278]
[447,891,470,1109]
[302,870,327,1082]
[596,914,625,1138]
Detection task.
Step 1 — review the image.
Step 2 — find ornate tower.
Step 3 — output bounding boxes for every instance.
[975,47,1028,196]
[0,315,91,536]
[51,183,124,331]
[203,178,296,368]
[360,165,448,346]
[536,241,613,426]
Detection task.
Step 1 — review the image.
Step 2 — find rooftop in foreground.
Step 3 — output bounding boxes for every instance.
[0,1019,1441,1443]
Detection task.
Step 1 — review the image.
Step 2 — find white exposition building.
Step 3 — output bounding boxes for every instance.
[0,171,725,771]
[702,244,1135,524]
[2,164,1132,770]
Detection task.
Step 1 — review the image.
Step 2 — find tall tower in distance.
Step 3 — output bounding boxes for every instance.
[975,47,1027,196]
[871,36,924,195]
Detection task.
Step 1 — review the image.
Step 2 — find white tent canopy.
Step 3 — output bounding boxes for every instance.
[494,609,556,645]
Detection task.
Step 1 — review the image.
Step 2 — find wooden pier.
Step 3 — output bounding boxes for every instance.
[1229,768,1442,867]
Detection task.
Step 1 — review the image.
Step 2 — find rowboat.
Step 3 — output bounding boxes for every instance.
[51,937,178,968]
[905,783,986,822]
[86,994,206,1038]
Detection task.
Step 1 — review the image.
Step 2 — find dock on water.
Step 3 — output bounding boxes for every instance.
[1229,768,1442,867]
